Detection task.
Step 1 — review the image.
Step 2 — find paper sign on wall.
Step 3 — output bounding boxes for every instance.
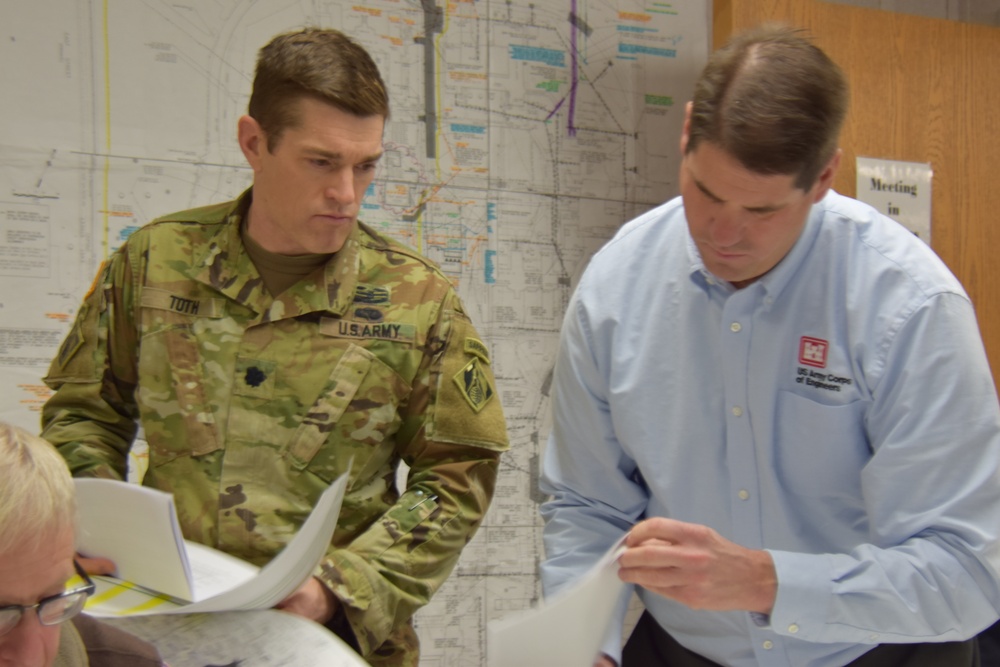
[856,157,933,244]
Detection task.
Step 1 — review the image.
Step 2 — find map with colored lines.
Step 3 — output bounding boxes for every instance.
[0,1,707,663]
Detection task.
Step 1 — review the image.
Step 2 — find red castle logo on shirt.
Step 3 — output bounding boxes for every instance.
[799,336,828,368]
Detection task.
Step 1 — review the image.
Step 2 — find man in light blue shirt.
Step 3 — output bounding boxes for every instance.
[539,25,1000,667]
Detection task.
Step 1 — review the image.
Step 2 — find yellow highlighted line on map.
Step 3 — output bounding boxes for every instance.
[123,594,176,615]
[87,583,128,606]
[86,577,180,615]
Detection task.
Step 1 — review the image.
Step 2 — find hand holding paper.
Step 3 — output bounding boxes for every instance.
[618,517,777,614]
[74,473,348,617]
[275,575,340,623]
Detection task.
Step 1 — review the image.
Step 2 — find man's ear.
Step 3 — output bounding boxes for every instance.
[679,101,693,155]
[237,115,266,172]
[812,149,842,203]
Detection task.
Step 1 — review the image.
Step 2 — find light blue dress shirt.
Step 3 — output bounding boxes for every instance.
[540,191,1000,666]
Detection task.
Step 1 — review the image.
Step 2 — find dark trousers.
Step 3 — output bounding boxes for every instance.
[622,611,980,667]
[977,620,1000,666]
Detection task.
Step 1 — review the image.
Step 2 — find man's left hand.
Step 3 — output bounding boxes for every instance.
[275,576,339,624]
[618,517,777,614]
[77,554,117,576]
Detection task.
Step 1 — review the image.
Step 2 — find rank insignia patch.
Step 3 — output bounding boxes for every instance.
[453,357,495,413]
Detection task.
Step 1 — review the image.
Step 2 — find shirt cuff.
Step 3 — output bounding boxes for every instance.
[767,549,835,641]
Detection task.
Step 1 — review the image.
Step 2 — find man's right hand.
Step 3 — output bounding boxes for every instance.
[618,518,777,614]
[594,654,618,667]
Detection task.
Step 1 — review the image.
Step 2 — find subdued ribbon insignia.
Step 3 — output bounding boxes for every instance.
[354,284,390,305]
[454,356,495,413]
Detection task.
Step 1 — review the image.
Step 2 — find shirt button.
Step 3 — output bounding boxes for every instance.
[762,640,773,650]
[738,489,750,500]
[788,624,800,634]
[731,406,743,417]
[730,322,742,332]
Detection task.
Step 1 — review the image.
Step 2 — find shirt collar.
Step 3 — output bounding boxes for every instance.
[191,188,360,319]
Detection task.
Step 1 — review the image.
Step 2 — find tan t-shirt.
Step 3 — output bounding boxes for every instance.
[241,221,331,296]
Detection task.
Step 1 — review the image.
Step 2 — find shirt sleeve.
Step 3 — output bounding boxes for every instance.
[316,288,509,657]
[768,292,1000,643]
[42,245,141,479]
[538,290,648,662]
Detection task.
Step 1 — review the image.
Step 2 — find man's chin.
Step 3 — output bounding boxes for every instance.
[705,263,745,282]
[704,264,762,288]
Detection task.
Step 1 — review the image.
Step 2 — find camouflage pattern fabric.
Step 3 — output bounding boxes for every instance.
[41,190,509,666]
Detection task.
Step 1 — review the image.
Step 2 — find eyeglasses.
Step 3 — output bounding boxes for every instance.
[0,561,95,637]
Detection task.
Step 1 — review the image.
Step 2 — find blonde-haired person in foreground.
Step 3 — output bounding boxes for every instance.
[0,422,164,667]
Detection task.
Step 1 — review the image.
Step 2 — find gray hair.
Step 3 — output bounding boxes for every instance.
[0,422,76,554]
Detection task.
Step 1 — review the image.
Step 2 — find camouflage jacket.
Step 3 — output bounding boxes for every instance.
[42,190,509,666]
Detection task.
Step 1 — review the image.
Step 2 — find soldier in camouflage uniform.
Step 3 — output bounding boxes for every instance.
[40,28,508,667]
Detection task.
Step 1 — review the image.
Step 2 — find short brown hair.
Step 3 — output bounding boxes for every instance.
[248,28,390,151]
[686,25,848,190]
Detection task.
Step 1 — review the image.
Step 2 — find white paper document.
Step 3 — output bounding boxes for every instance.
[75,473,348,616]
[75,478,196,601]
[487,538,628,667]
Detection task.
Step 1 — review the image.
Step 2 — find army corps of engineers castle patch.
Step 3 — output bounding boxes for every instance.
[453,356,495,413]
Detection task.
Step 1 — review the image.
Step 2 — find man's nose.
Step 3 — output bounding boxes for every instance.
[709,207,747,247]
[0,612,52,667]
[323,169,357,204]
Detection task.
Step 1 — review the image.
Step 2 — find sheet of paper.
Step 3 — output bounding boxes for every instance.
[170,471,349,613]
[487,538,627,667]
[79,472,349,616]
[185,541,259,600]
[75,479,194,601]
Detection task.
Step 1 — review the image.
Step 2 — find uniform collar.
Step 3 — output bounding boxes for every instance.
[191,188,359,320]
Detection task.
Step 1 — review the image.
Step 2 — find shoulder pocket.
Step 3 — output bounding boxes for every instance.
[432,312,509,452]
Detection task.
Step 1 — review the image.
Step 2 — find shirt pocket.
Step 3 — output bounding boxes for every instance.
[284,343,411,485]
[773,389,871,500]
